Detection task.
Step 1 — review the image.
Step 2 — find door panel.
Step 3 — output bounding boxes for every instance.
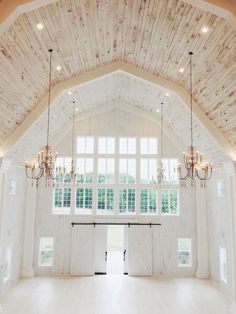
[94,225,107,274]
[70,225,94,275]
[128,225,152,276]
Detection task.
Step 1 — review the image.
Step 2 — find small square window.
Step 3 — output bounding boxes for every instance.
[178,238,191,267]
[39,237,54,267]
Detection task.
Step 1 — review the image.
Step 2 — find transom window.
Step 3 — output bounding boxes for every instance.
[162,159,178,183]
[141,159,157,184]
[119,137,136,154]
[98,137,115,154]
[77,137,94,154]
[140,137,157,155]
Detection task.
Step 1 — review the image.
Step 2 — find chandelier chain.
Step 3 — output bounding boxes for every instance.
[47,49,53,147]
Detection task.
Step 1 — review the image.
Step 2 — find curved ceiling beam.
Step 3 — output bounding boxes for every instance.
[0,62,235,160]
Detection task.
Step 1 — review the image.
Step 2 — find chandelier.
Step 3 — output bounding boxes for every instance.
[25,49,57,187]
[157,102,166,188]
[55,101,77,185]
[177,51,213,188]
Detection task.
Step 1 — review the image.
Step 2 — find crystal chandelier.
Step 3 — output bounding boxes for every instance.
[177,51,213,188]
[25,49,57,187]
[157,102,166,188]
[55,101,77,185]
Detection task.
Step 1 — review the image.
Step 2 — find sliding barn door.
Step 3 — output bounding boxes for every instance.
[70,225,95,275]
[128,225,152,276]
[94,225,107,274]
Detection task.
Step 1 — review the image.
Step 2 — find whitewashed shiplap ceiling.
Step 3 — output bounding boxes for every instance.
[0,0,235,161]
[6,71,229,165]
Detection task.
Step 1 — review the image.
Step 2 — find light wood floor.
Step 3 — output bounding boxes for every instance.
[0,276,231,314]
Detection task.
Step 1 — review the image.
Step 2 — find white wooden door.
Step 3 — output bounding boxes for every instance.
[123,226,129,274]
[70,225,95,275]
[128,225,152,276]
[94,225,107,274]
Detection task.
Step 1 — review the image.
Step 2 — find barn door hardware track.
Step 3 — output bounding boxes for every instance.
[71,222,161,227]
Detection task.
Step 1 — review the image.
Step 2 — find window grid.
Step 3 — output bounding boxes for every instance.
[75,188,93,214]
[140,189,157,214]
[52,136,179,216]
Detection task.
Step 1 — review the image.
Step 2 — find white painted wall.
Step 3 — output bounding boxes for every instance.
[0,165,26,295]
[207,167,233,294]
[33,107,197,277]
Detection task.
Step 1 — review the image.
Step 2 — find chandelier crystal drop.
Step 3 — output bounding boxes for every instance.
[177,51,213,188]
[55,101,77,186]
[25,49,58,187]
[157,102,166,188]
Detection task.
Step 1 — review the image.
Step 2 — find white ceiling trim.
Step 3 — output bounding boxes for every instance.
[1,62,235,161]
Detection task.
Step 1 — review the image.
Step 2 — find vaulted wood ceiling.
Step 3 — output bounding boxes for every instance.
[0,0,236,163]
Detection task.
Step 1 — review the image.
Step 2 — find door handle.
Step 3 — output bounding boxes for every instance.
[105,251,107,261]
[123,249,126,261]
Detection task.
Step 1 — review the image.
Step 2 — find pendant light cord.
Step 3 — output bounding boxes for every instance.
[160,102,163,160]
[71,101,75,160]
[189,51,193,148]
[47,49,53,147]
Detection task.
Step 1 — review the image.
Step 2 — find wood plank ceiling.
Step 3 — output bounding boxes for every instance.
[0,0,235,162]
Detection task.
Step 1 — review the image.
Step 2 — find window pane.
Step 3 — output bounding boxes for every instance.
[141,159,148,183]
[39,237,53,267]
[161,190,169,213]
[107,189,114,211]
[63,188,71,207]
[128,159,136,183]
[141,138,148,154]
[119,138,127,154]
[149,159,157,184]
[128,189,135,212]
[98,159,106,183]
[178,238,191,266]
[54,188,62,207]
[77,137,86,154]
[140,189,148,213]
[77,158,85,183]
[85,158,93,183]
[149,189,157,213]
[170,189,178,214]
[119,159,127,183]
[98,138,106,154]
[98,189,106,210]
[106,158,114,183]
[149,138,157,154]
[86,137,94,154]
[119,189,127,213]
[76,188,84,208]
[107,138,115,154]
[85,189,93,209]
[128,138,136,154]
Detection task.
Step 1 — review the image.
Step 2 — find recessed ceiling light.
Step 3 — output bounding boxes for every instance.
[36,22,44,30]
[165,92,169,97]
[201,26,209,34]
[68,91,72,95]
[179,67,184,73]
[75,107,79,112]
[56,65,62,71]
[156,109,160,113]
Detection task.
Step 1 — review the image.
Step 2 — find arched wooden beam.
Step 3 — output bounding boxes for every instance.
[0,62,235,160]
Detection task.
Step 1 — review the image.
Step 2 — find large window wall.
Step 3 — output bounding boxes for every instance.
[53,136,179,216]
